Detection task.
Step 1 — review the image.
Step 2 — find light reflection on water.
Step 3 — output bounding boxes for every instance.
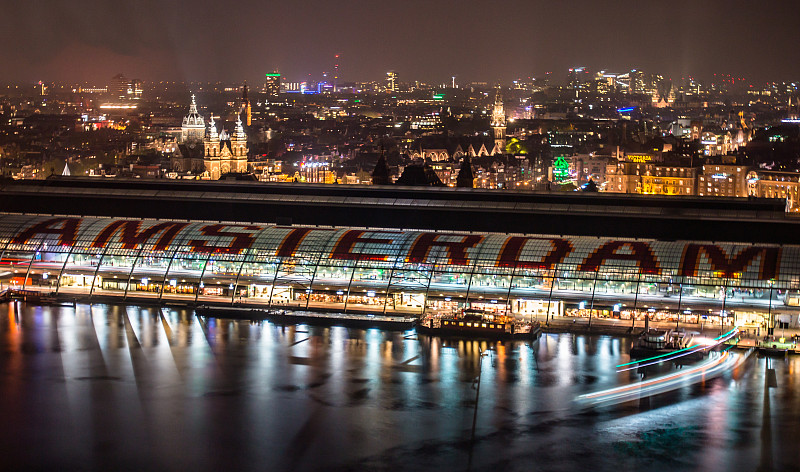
[0,302,798,472]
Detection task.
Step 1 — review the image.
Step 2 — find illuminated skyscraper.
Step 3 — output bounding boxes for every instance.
[264,72,281,97]
[129,80,143,99]
[110,73,130,100]
[333,54,340,91]
[386,71,397,92]
[567,67,589,91]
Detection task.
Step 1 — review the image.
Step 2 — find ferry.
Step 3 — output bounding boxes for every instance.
[416,309,541,340]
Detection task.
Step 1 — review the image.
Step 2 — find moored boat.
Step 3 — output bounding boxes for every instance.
[416,309,541,340]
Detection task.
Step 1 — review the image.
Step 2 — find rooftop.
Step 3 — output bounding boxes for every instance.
[0,177,794,244]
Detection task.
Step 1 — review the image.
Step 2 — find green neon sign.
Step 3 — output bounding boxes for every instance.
[552,156,570,182]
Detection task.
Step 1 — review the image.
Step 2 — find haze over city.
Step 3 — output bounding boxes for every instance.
[3,0,800,84]
[4,2,800,471]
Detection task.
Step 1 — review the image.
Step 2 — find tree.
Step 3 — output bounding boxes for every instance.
[505,137,528,155]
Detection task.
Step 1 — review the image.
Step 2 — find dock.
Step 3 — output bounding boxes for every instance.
[195,305,417,331]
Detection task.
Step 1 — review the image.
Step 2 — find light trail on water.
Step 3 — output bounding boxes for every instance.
[616,328,739,372]
[576,347,753,407]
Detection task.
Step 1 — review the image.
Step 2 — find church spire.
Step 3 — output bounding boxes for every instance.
[207,115,218,140]
[491,86,507,153]
[189,94,198,115]
[233,114,246,141]
[372,146,390,185]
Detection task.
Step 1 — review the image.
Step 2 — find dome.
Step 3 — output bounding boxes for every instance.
[181,95,205,143]
[182,94,205,128]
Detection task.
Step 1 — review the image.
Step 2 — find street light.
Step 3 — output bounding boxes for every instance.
[767,279,775,337]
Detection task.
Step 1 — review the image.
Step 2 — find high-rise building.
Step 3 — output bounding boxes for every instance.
[129,79,143,99]
[109,74,142,100]
[333,54,340,91]
[567,67,589,90]
[265,72,281,97]
[386,71,397,93]
[109,74,129,100]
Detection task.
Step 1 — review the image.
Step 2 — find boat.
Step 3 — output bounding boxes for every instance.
[416,309,541,340]
[629,328,705,361]
[7,290,76,307]
[195,305,416,331]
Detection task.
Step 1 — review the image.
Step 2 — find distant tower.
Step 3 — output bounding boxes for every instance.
[232,114,248,157]
[386,71,397,92]
[265,72,281,97]
[204,116,220,157]
[181,94,205,143]
[241,84,252,126]
[110,73,129,100]
[334,54,340,91]
[491,88,507,153]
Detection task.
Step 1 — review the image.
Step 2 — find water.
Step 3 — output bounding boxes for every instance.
[1,302,798,471]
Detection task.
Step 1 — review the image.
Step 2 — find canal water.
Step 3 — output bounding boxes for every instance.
[0,302,798,471]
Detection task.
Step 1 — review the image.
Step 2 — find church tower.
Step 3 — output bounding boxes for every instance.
[203,116,220,178]
[371,146,390,185]
[456,155,475,188]
[205,116,219,156]
[232,114,248,163]
[242,84,252,126]
[491,88,507,154]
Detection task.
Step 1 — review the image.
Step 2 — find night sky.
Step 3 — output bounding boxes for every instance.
[2,0,799,85]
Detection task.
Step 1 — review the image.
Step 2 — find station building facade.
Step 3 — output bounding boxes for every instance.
[2,213,798,328]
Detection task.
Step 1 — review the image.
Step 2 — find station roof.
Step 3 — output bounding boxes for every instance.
[1,213,795,286]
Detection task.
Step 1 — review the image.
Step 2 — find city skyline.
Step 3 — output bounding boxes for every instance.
[3,0,800,85]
